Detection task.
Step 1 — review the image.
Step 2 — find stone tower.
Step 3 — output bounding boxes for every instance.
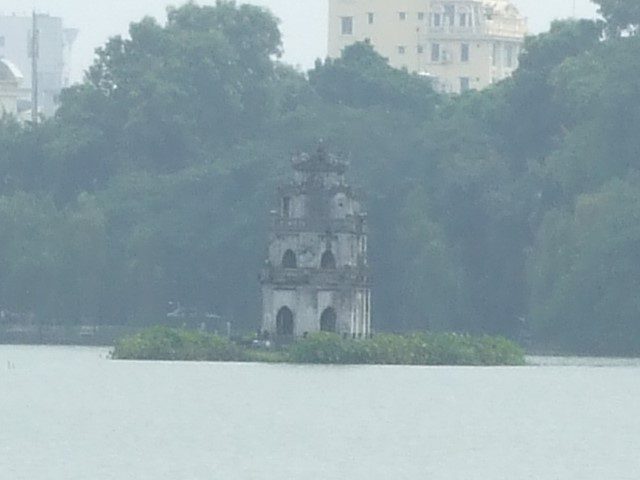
[260,146,371,338]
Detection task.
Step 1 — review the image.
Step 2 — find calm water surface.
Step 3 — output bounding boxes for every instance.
[1,346,639,480]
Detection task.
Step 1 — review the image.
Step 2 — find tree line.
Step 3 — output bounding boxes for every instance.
[1,0,639,354]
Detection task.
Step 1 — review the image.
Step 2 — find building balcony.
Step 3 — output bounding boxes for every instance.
[425,22,525,40]
[271,215,366,235]
[260,265,370,287]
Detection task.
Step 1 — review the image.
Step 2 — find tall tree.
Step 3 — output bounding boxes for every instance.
[593,0,640,36]
[59,1,282,176]
[490,20,602,167]
[528,175,640,354]
[309,42,439,115]
[549,35,640,196]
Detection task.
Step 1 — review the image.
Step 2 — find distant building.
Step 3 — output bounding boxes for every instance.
[0,58,23,115]
[328,0,527,94]
[0,13,78,117]
[260,147,371,339]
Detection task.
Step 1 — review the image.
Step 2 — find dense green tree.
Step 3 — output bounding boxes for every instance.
[0,117,56,195]
[593,0,640,36]
[393,185,466,331]
[58,0,281,178]
[489,20,602,167]
[528,175,640,354]
[0,192,109,323]
[309,42,439,115]
[0,193,60,318]
[93,155,275,325]
[549,35,640,196]
[417,100,533,334]
[2,1,640,354]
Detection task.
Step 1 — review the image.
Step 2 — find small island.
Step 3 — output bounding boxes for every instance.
[108,146,518,367]
[112,327,525,366]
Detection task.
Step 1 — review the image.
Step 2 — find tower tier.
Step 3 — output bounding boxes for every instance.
[261,146,371,339]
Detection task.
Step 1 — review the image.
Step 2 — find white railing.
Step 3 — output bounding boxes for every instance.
[426,21,526,39]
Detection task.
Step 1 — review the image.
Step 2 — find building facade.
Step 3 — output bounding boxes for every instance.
[328,0,526,94]
[260,147,371,338]
[0,13,77,117]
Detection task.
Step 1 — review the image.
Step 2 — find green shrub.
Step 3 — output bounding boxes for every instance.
[288,332,525,366]
[112,328,525,366]
[112,326,246,361]
[287,333,367,364]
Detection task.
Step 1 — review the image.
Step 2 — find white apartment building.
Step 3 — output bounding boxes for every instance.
[0,13,77,117]
[328,0,527,94]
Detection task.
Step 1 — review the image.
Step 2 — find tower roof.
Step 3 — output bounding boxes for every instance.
[292,145,349,175]
[0,59,23,83]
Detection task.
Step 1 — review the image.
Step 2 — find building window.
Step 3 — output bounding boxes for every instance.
[321,250,337,269]
[506,45,514,67]
[398,46,406,55]
[459,13,468,27]
[460,77,470,92]
[418,12,425,21]
[417,45,424,54]
[444,4,455,26]
[431,43,440,62]
[432,13,442,27]
[282,196,291,218]
[341,16,353,35]
[399,12,407,21]
[276,307,294,336]
[461,43,470,62]
[320,307,337,333]
[367,12,374,24]
[492,43,499,67]
[282,250,297,269]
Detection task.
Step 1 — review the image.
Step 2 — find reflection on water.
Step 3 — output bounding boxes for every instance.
[1,346,639,480]
[527,356,640,367]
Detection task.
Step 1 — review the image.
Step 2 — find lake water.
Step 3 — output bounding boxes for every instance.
[1,346,639,480]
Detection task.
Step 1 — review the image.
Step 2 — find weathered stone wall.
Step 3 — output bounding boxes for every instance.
[262,286,372,336]
[268,232,363,270]
[261,148,371,337]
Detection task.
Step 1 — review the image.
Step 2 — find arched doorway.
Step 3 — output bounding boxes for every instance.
[321,250,336,269]
[282,250,297,269]
[276,307,294,336]
[320,307,337,333]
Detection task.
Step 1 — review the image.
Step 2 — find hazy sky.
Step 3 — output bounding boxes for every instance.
[1,0,599,82]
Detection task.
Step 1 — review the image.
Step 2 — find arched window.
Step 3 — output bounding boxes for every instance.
[321,250,336,269]
[282,250,297,269]
[320,307,337,333]
[276,307,294,336]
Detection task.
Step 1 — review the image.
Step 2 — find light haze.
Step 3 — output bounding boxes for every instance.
[0,0,599,83]
[2,346,640,479]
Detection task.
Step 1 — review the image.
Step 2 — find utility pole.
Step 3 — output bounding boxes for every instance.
[30,11,39,125]
[572,0,577,18]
